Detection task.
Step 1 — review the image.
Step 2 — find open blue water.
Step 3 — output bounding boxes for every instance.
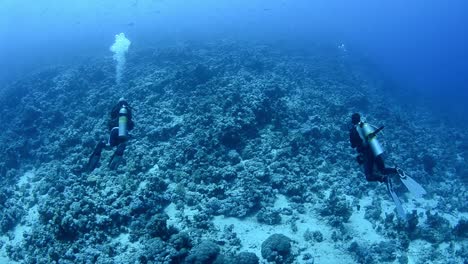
[2,0,467,114]
[2,0,467,115]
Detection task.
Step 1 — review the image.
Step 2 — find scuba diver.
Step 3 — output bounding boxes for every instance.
[86,98,134,172]
[349,113,426,220]
[349,113,397,183]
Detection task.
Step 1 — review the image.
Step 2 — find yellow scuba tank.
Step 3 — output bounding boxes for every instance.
[356,122,384,156]
[118,105,128,138]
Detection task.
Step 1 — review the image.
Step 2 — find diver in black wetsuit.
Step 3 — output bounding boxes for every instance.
[349,113,397,182]
[86,98,134,172]
[349,113,427,220]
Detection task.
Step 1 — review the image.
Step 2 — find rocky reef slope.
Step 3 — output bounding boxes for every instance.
[0,41,467,263]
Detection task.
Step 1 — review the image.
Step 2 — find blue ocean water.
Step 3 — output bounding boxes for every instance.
[1,1,467,263]
[1,0,467,121]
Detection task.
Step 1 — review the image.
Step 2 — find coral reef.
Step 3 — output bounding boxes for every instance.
[261,234,294,264]
[185,240,220,264]
[320,190,352,227]
[0,41,466,263]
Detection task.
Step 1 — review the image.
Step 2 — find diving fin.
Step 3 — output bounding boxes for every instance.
[109,143,126,170]
[386,178,407,220]
[86,141,106,172]
[397,168,427,198]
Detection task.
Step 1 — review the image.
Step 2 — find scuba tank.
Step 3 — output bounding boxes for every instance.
[118,105,128,138]
[356,122,384,156]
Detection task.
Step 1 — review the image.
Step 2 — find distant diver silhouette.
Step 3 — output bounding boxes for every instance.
[86,98,134,172]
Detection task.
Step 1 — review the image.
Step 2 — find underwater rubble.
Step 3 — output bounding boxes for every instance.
[0,41,467,263]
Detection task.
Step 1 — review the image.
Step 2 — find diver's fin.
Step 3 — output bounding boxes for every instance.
[386,178,407,220]
[109,143,126,170]
[86,155,100,172]
[397,169,427,198]
[109,155,123,170]
[86,142,106,172]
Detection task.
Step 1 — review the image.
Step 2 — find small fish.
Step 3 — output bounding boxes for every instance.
[126,22,135,27]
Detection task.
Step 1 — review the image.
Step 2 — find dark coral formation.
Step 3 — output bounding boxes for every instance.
[185,240,220,264]
[261,234,294,263]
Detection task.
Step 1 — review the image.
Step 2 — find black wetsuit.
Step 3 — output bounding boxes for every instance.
[349,126,397,182]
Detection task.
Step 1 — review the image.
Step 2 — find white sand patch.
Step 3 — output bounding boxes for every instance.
[16,170,45,202]
[25,205,39,224]
[212,195,355,263]
[406,239,434,264]
[111,233,143,262]
[165,192,463,264]
[137,180,148,192]
[165,203,180,228]
[381,199,402,219]
[113,233,135,247]
[12,225,30,245]
[0,235,20,264]
[148,164,160,175]
[0,171,41,262]
[16,171,35,188]
[165,202,199,230]
[273,194,289,209]
[346,196,384,243]
[8,205,40,246]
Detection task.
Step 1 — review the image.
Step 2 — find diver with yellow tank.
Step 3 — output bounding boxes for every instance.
[349,113,426,219]
[86,98,134,172]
